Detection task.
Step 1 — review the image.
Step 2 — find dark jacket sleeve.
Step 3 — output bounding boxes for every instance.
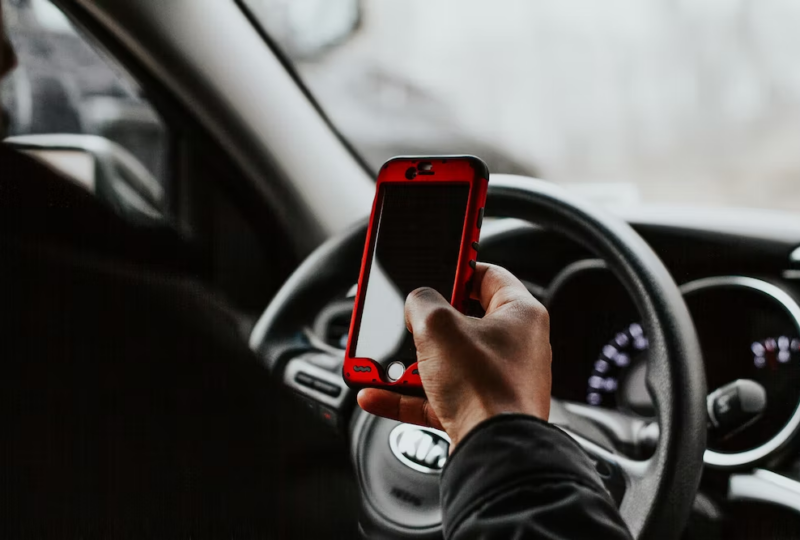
[440,414,633,540]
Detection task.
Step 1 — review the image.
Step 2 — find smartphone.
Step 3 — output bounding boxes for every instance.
[343,156,489,394]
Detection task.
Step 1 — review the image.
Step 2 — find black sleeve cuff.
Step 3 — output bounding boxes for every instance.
[440,414,613,536]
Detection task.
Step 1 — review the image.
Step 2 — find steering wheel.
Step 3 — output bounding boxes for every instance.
[250,175,707,540]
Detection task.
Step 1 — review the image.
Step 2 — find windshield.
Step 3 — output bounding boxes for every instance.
[245,0,800,212]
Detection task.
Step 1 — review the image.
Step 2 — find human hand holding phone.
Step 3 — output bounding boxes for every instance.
[357,263,552,449]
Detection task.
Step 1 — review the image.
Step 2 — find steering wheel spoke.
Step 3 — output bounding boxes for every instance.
[564,428,650,507]
[549,398,656,512]
[558,400,659,458]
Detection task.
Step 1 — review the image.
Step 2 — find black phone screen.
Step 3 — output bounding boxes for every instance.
[353,183,470,370]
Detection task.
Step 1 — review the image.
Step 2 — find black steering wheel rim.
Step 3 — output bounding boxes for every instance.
[250,174,707,540]
[485,175,706,538]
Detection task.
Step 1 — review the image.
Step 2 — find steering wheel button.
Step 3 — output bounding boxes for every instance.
[312,378,342,397]
[318,405,338,429]
[294,371,315,388]
[294,370,342,397]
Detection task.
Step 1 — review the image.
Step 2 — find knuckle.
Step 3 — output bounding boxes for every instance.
[521,299,550,326]
[422,305,457,333]
[484,264,517,289]
[535,302,550,324]
[479,265,502,291]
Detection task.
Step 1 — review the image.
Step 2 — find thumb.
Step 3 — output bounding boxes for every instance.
[404,287,460,344]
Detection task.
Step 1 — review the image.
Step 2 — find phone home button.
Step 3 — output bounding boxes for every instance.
[386,362,405,382]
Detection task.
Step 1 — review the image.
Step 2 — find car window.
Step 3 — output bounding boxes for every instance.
[1,0,170,196]
[244,0,800,213]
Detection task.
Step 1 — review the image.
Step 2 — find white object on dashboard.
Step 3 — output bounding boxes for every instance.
[729,469,800,515]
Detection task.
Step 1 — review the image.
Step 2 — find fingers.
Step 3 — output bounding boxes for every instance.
[470,263,537,314]
[404,265,541,332]
[357,388,444,431]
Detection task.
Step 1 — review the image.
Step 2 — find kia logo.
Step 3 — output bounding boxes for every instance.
[389,424,450,474]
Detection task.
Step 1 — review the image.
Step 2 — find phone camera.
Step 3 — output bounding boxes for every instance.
[405,167,417,180]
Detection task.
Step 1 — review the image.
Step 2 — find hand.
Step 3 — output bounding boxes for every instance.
[357,263,552,449]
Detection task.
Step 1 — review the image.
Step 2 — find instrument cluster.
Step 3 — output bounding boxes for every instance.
[548,262,800,466]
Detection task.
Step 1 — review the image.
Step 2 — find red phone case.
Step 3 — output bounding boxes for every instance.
[343,156,489,394]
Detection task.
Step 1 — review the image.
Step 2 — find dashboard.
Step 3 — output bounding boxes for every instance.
[303,209,800,535]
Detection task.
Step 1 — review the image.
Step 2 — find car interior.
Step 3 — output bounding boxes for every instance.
[3,1,800,539]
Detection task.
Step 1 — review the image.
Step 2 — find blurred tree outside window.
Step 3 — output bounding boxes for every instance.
[246,0,800,212]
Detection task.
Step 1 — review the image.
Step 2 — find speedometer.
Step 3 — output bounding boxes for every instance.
[586,323,649,412]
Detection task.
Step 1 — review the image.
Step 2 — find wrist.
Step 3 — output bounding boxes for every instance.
[447,400,549,449]
[446,404,506,449]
